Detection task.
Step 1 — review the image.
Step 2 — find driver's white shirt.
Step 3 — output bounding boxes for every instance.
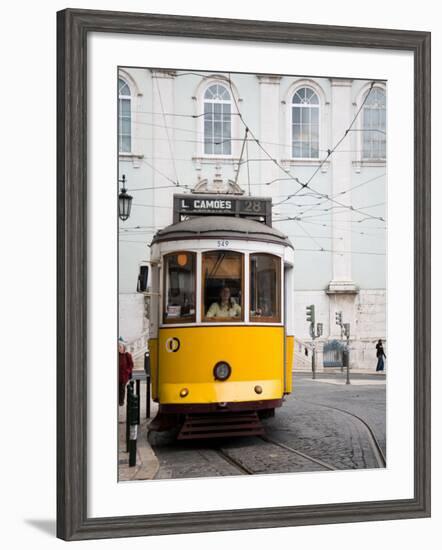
[206,301,241,318]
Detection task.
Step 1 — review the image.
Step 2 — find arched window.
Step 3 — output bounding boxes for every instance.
[362,87,386,160]
[292,87,320,159]
[118,78,131,153]
[203,83,232,155]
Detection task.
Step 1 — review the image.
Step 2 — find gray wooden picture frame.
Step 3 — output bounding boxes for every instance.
[57,8,431,541]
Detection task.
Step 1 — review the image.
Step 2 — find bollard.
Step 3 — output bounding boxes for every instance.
[312,346,316,380]
[135,379,141,425]
[127,381,139,467]
[144,352,151,419]
[343,348,351,385]
[146,375,151,419]
[125,381,132,452]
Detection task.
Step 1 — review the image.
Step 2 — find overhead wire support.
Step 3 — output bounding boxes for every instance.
[234,127,249,187]
[246,135,251,196]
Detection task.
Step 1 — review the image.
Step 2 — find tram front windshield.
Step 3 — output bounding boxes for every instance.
[163,252,196,323]
[162,250,281,324]
[203,251,243,321]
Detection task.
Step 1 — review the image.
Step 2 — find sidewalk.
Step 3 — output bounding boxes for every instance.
[294,367,387,375]
[118,374,159,482]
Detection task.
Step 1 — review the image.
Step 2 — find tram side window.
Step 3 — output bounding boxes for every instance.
[163,252,196,323]
[202,251,243,322]
[250,254,281,323]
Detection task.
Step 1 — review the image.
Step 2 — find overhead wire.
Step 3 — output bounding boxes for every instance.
[277,82,376,203]
[290,173,386,217]
[129,117,384,155]
[120,71,386,249]
[154,75,180,186]
[223,74,383,221]
[281,201,386,221]
[273,217,387,235]
[139,158,190,190]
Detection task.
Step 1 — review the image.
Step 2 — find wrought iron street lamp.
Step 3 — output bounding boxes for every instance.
[118,174,133,221]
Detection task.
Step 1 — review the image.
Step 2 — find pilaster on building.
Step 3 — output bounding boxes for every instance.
[151,69,177,229]
[325,78,359,356]
[257,75,282,197]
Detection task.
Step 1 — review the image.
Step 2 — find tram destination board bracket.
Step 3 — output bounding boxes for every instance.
[173,194,273,226]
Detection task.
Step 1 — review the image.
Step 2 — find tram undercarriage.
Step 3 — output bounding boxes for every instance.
[149,401,281,439]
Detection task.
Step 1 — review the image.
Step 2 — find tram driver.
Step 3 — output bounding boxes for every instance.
[206,286,241,319]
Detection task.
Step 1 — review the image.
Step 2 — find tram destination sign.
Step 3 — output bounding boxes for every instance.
[173,194,272,226]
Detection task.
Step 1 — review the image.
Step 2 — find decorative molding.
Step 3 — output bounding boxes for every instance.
[330,78,353,87]
[326,282,360,295]
[150,68,177,79]
[192,177,244,195]
[118,152,144,168]
[352,160,387,173]
[192,156,240,164]
[118,68,141,96]
[257,75,282,85]
[281,158,330,173]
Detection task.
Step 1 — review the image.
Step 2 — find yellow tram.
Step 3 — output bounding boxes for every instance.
[145,194,294,439]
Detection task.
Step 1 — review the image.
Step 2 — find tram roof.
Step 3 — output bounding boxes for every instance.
[151,216,293,248]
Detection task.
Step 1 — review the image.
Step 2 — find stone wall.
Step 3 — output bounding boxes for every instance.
[293,289,386,371]
[119,293,147,342]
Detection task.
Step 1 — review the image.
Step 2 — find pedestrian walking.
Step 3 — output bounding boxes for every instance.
[119,337,133,406]
[375,339,386,372]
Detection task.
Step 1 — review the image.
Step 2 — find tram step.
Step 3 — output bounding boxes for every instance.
[178,412,265,440]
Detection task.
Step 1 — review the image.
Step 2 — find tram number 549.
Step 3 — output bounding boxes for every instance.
[217,240,229,248]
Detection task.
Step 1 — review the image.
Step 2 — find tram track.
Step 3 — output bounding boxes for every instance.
[298,399,386,469]
[213,447,255,475]
[259,435,337,471]
[214,434,336,475]
[213,402,385,474]
[151,400,385,477]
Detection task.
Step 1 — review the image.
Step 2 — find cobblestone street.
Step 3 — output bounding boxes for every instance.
[148,372,386,479]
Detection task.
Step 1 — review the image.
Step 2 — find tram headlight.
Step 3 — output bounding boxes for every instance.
[213,361,231,381]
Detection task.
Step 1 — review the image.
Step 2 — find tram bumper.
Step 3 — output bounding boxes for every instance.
[160,379,283,405]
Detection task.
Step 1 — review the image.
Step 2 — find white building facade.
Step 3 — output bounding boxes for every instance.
[118,68,386,370]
